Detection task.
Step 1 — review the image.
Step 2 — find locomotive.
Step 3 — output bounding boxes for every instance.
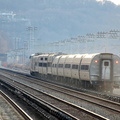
[30,53,120,93]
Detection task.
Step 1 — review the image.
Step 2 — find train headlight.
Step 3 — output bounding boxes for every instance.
[115,61,119,64]
[95,60,98,63]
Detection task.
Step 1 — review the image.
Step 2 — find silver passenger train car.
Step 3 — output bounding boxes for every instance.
[30,53,120,92]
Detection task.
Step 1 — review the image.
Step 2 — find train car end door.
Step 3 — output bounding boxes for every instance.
[101,60,111,80]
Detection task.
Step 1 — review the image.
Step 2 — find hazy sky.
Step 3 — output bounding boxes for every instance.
[97,0,120,5]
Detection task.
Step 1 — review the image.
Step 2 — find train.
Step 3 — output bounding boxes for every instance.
[29,53,120,93]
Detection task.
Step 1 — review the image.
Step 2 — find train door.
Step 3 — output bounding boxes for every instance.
[101,60,111,80]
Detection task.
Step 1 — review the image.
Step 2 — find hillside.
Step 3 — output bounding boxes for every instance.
[0,0,120,44]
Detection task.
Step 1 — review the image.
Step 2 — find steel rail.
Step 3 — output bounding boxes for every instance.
[0,74,109,120]
[2,69,120,113]
[1,68,120,102]
[0,90,33,120]
[25,79,120,113]
[0,68,120,102]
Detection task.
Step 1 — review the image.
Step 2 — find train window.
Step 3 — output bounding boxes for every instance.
[45,58,47,61]
[39,63,42,67]
[58,64,63,68]
[52,64,54,67]
[43,63,47,67]
[85,65,89,70]
[72,64,78,69]
[81,65,89,70]
[104,62,109,66]
[55,64,57,67]
[41,58,43,60]
[65,64,71,68]
[81,65,84,70]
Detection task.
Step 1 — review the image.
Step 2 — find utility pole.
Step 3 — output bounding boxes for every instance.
[27,26,37,55]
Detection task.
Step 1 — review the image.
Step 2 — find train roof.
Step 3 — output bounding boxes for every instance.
[30,53,117,59]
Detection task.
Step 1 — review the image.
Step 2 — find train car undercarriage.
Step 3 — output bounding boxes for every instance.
[31,72,115,93]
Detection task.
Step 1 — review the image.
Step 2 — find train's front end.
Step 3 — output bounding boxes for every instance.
[90,53,120,92]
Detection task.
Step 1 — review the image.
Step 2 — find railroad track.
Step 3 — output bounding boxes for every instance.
[6,70,120,113]
[6,71,120,119]
[0,90,32,120]
[0,69,120,119]
[1,69,120,107]
[1,68,120,103]
[0,69,109,120]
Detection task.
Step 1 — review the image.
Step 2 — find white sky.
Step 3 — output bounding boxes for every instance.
[96,0,120,5]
